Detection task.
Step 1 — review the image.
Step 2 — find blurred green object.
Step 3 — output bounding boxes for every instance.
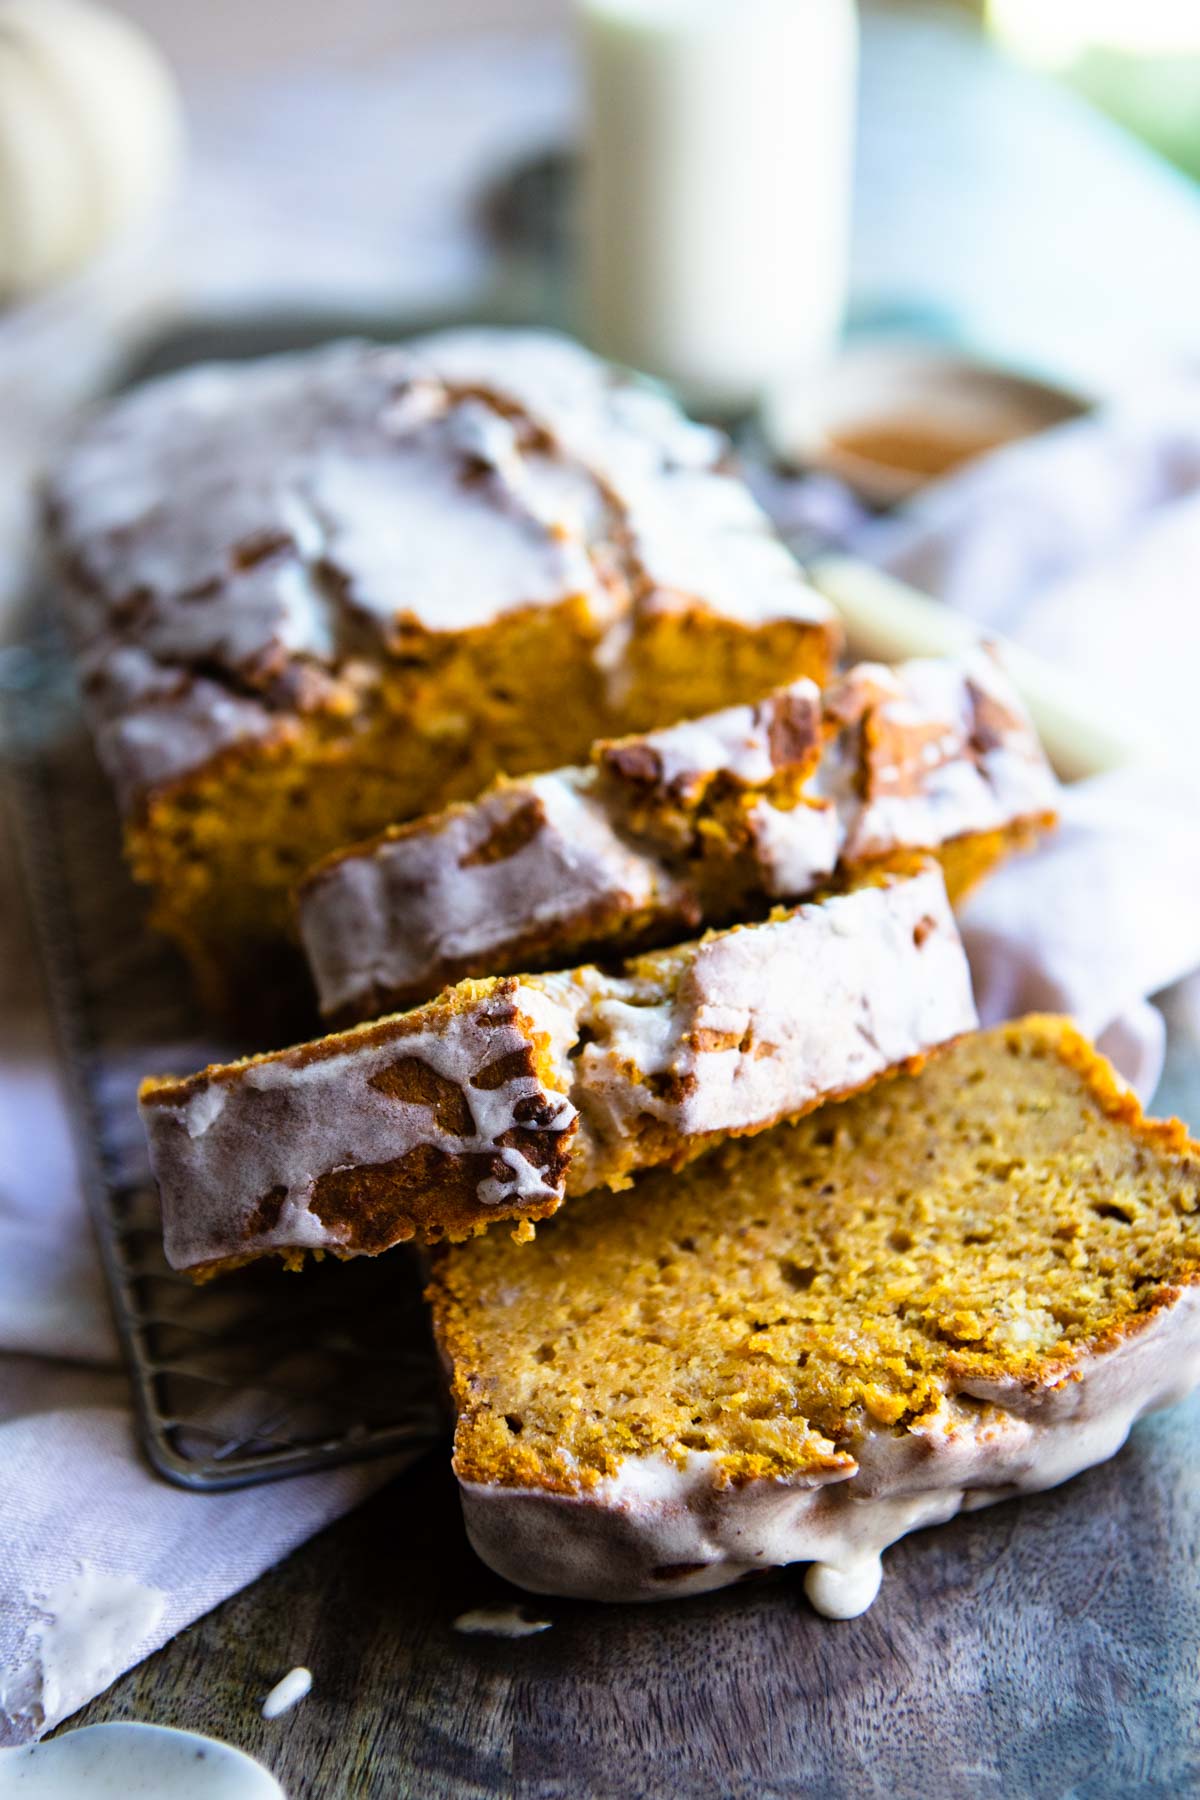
[988,0,1200,181]
[1073,45,1200,182]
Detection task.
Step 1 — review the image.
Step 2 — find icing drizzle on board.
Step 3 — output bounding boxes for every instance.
[0,1565,166,1743]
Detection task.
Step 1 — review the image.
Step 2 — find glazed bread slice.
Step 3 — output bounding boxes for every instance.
[45,329,838,1010]
[140,861,975,1274]
[428,1019,1200,1616]
[298,647,1056,1023]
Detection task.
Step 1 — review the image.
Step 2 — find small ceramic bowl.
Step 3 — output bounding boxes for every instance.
[760,341,1090,505]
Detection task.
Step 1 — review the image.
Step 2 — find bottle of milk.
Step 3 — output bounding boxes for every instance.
[577,0,859,413]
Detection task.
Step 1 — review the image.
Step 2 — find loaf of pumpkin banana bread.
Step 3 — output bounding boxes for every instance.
[47,330,839,1009]
[299,647,1057,1023]
[428,1018,1200,1616]
[140,860,974,1274]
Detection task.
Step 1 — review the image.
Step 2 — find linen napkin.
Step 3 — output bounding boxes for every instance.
[859,379,1200,766]
[960,766,1200,1101]
[853,385,1200,1104]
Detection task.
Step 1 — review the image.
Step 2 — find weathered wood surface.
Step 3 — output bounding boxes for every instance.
[64,1389,1200,1800]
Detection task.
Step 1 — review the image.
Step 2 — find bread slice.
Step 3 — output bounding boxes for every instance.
[428,1019,1200,1616]
[140,860,975,1274]
[46,330,838,1011]
[298,648,1056,1023]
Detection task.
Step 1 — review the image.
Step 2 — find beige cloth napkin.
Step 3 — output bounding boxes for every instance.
[853,387,1200,1103]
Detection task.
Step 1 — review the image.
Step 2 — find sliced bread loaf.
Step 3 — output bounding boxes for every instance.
[429,1019,1200,1616]
[142,861,974,1273]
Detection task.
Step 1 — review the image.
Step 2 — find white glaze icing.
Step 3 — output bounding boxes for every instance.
[147,864,976,1269]
[78,646,283,813]
[744,797,842,897]
[0,1566,166,1742]
[297,677,824,1019]
[47,330,832,809]
[803,1557,882,1620]
[298,650,1055,1023]
[298,770,684,1022]
[561,866,975,1188]
[260,1667,312,1721]
[452,1608,552,1638]
[458,1287,1200,1614]
[620,678,819,796]
[826,647,1059,860]
[0,1722,284,1797]
[144,989,578,1271]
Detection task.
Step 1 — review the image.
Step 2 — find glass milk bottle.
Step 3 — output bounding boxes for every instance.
[577,0,859,412]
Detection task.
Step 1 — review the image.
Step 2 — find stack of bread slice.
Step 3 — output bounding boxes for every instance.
[51,330,1200,1617]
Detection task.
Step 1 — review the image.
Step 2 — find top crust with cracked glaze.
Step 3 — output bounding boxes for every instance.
[45,329,837,815]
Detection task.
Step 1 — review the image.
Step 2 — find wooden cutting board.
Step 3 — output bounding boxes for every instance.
[63,1392,1200,1798]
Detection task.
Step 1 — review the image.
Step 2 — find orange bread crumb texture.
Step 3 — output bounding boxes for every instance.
[432,1017,1200,1495]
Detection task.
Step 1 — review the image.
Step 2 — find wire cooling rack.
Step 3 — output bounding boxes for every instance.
[1,636,448,1491]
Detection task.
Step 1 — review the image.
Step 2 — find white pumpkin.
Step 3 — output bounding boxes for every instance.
[0,0,183,301]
